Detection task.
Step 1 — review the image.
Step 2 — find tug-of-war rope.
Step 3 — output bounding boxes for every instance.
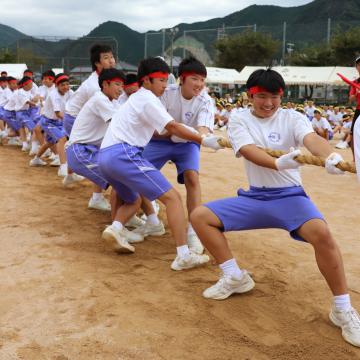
[217,138,357,174]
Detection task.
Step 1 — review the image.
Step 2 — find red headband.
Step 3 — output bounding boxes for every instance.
[107,77,124,83]
[22,79,33,87]
[248,86,283,95]
[180,71,206,79]
[124,82,138,89]
[8,79,17,84]
[45,76,55,81]
[140,71,168,82]
[55,75,69,84]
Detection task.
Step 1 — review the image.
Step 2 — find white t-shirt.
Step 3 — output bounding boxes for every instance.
[69,92,116,147]
[311,117,332,132]
[328,112,343,125]
[0,87,12,107]
[343,121,352,130]
[30,82,39,97]
[117,91,128,106]
[160,84,214,130]
[65,72,99,117]
[3,90,17,111]
[305,105,316,118]
[43,88,73,120]
[227,108,314,188]
[38,84,55,100]
[354,118,360,183]
[15,88,32,111]
[101,87,173,149]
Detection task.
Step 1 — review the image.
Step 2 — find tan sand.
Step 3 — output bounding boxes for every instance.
[0,139,359,360]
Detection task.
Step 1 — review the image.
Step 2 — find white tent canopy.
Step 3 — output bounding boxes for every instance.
[0,64,27,79]
[236,66,358,86]
[206,67,242,85]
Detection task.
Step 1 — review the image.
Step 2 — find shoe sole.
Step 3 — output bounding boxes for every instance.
[88,206,111,212]
[144,229,166,237]
[102,231,134,254]
[203,277,256,300]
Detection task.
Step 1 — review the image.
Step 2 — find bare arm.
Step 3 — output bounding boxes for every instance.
[165,120,202,144]
[303,132,333,158]
[239,144,277,170]
[197,126,211,136]
[55,111,64,120]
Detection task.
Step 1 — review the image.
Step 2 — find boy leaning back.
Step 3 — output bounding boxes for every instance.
[191,69,360,347]
[98,57,225,270]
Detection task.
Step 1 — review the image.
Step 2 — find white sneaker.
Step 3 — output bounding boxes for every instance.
[42,149,52,158]
[187,233,204,254]
[335,141,348,149]
[102,225,135,253]
[21,143,30,152]
[329,307,360,347]
[29,157,47,166]
[57,165,68,177]
[125,215,146,228]
[62,173,85,187]
[132,221,165,238]
[7,137,21,146]
[203,271,255,300]
[122,227,145,244]
[88,196,111,211]
[171,251,210,271]
[50,156,60,166]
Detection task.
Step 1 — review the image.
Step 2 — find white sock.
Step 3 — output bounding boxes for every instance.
[187,223,196,236]
[112,221,123,232]
[177,244,190,257]
[333,294,352,312]
[22,141,27,147]
[92,192,103,201]
[146,213,160,225]
[219,258,243,278]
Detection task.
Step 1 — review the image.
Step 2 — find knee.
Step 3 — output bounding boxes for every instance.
[308,226,335,249]
[184,171,199,189]
[190,206,208,226]
[161,188,181,204]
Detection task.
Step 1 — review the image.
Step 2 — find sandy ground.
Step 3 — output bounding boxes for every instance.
[1,136,360,360]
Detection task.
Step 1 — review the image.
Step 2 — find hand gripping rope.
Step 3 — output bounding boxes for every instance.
[217,138,357,174]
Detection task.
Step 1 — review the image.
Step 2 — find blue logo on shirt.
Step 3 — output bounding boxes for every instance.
[185,111,193,121]
[268,132,281,142]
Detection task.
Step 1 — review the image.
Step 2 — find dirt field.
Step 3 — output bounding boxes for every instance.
[1,137,360,360]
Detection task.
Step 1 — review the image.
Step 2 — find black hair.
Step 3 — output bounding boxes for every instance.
[137,57,170,86]
[0,76,7,82]
[6,76,16,82]
[355,55,360,64]
[124,73,138,86]
[98,68,126,90]
[178,56,207,77]
[55,73,69,85]
[246,68,285,94]
[1,71,7,76]
[19,76,32,86]
[24,69,33,75]
[313,109,321,114]
[90,44,114,71]
[42,69,55,79]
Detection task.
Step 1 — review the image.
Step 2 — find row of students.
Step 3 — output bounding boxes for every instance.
[1,54,360,348]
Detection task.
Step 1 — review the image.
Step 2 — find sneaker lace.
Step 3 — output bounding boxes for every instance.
[348,309,360,329]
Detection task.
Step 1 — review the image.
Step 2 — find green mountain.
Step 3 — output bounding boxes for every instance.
[1,0,360,70]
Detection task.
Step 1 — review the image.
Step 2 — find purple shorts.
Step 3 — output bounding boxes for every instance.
[66,143,109,190]
[3,110,21,131]
[99,143,173,203]
[40,116,66,144]
[63,113,75,137]
[0,106,5,119]
[17,110,37,131]
[204,186,324,242]
[142,138,200,184]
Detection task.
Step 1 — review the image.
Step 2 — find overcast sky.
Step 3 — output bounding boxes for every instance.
[1,0,312,37]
